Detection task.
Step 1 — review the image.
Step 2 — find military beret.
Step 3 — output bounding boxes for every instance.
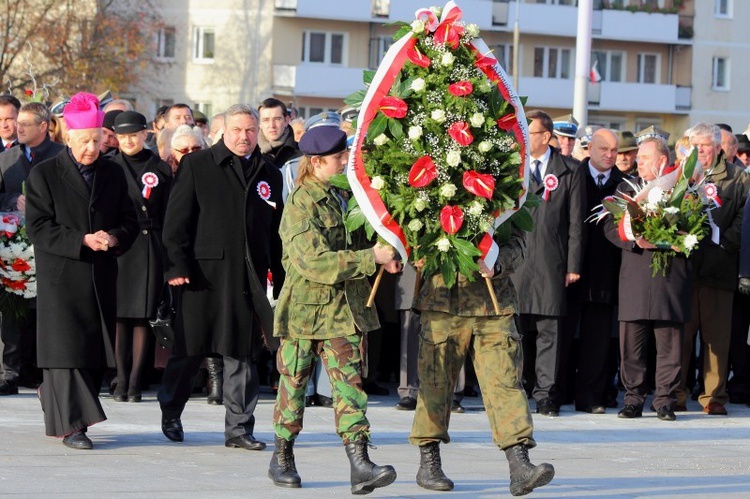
[736,133,750,153]
[102,110,123,131]
[304,111,342,131]
[552,114,579,138]
[193,110,208,124]
[113,111,148,134]
[635,125,670,144]
[615,131,638,153]
[299,126,348,156]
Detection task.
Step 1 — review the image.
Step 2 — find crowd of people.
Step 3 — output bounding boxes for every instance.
[1,89,750,495]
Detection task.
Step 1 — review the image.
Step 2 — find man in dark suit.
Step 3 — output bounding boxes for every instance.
[512,110,585,417]
[0,94,21,152]
[0,102,64,396]
[158,104,284,451]
[25,92,139,448]
[562,129,623,414]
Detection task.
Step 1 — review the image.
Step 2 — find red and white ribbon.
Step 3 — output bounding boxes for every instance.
[704,183,722,207]
[257,180,277,209]
[542,174,559,202]
[141,172,159,199]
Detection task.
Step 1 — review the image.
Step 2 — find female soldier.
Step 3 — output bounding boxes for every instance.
[269,125,399,493]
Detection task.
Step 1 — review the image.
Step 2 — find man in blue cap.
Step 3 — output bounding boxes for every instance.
[552,114,578,157]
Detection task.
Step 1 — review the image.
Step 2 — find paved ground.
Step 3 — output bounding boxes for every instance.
[1,385,749,498]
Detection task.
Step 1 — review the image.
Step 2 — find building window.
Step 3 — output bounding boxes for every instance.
[369,36,393,69]
[194,102,213,118]
[636,53,659,84]
[536,0,575,4]
[155,26,176,61]
[715,0,732,17]
[193,27,215,63]
[592,50,624,82]
[712,57,730,91]
[589,117,626,130]
[494,43,514,75]
[635,120,662,133]
[302,31,346,65]
[533,47,572,79]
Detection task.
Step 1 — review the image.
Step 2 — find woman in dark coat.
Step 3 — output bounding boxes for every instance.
[110,112,172,402]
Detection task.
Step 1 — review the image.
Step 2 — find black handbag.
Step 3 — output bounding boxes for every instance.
[150,285,175,349]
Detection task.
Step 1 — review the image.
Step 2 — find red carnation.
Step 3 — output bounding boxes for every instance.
[448,81,473,97]
[379,96,408,119]
[406,43,431,68]
[474,53,498,70]
[434,20,465,50]
[24,89,34,96]
[448,122,474,147]
[11,258,31,272]
[408,156,438,188]
[497,113,518,133]
[440,205,464,235]
[462,171,496,200]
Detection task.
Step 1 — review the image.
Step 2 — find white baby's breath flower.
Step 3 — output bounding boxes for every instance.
[441,52,455,67]
[446,150,461,167]
[414,198,428,212]
[465,23,480,38]
[436,237,451,252]
[468,201,484,216]
[408,219,423,232]
[478,140,493,153]
[663,206,679,215]
[470,112,485,128]
[373,134,389,146]
[440,183,457,198]
[683,233,699,251]
[411,19,426,33]
[478,218,492,232]
[431,109,446,123]
[371,176,385,190]
[411,78,426,92]
[408,125,423,141]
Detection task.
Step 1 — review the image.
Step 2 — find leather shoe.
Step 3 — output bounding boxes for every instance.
[703,402,728,415]
[0,380,19,396]
[451,400,465,413]
[395,396,417,411]
[617,404,643,419]
[226,434,267,451]
[536,398,559,417]
[674,404,687,412]
[161,417,184,442]
[576,405,606,414]
[656,405,676,421]
[316,395,333,408]
[63,429,93,450]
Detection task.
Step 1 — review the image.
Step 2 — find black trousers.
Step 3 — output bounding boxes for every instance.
[1,309,37,383]
[620,320,682,409]
[574,303,615,408]
[520,314,561,403]
[728,291,750,400]
[158,354,259,440]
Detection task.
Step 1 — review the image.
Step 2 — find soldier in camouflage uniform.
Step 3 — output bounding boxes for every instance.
[409,228,555,496]
[269,125,400,494]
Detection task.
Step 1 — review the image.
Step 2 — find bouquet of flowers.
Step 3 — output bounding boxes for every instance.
[591,149,710,276]
[339,1,533,290]
[0,212,36,318]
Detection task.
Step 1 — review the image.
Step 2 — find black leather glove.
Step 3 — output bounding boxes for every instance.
[739,277,750,295]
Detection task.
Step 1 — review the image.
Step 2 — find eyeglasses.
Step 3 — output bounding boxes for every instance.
[175,146,202,154]
[16,122,42,128]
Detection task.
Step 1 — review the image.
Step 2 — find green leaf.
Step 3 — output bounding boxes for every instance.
[388,118,404,140]
[452,237,482,258]
[329,174,351,190]
[601,198,624,216]
[344,89,367,109]
[510,207,534,232]
[519,96,528,106]
[363,70,376,86]
[369,113,388,139]
[393,26,412,41]
[344,205,365,232]
[494,220,512,244]
[439,257,456,289]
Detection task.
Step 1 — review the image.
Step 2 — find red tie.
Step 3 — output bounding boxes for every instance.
[4,142,11,150]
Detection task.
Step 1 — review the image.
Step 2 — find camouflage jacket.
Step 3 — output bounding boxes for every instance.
[274,179,380,338]
[414,228,525,317]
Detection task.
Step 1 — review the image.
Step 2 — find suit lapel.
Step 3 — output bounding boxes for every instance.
[59,154,92,201]
[90,160,110,207]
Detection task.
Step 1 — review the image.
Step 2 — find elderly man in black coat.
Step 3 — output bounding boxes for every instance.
[604,137,694,422]
[25,92,139,449]
[512,110,586,417]
[158,103,284,451]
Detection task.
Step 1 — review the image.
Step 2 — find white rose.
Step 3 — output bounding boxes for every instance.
[466,24,480,38]
[647,187,664,205]
[470,112,485,128]
[431,109,446,123]
[408,219,423,232]
[478,218,492,232]
[479,80,493,93]
[440,183,457,198]
[683,233,699,251]
[446,150,461,167]
[414,197,428,212]
[663,206,679,215]
[430,6,443,16]
[468,201,484,216]
[373,134,389,146]
[411,19,426,33]
[371,176,385,190]
[408,125,423,141]
[436,237,451,252]
[441,52,455,67]
[411,78,426,92]
[478,140,493,153]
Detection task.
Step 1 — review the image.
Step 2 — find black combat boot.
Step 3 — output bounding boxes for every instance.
[416,442,454,491]
[206,357,223,405]
[504,444,555,496]
[268,436,301,488]
[344,441,397,495]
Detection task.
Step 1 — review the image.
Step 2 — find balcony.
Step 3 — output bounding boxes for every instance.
[273,64,366,99]
[274,0,389,21]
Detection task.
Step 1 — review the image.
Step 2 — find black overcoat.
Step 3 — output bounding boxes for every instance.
[0,136,64,210]
[112,149,172,318]
[162,139,284,358]
[604,178,693,323]
[25,150,139,368]
[512,146,586,316]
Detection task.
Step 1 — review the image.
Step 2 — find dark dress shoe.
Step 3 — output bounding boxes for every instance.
[161,417,184,442]
[617,404,643,419]
[362,382,389,396]
[674,404,687,412]
[536,398,559,417]
[305,396,314,407]
[576,405,606,414]
[395,396,417,411]
[127,389,142,403]
[226,434,267,451]
[703,402,727,415]
[656,405,676,421]
[63,429,93,450]
[0,380,19,396]
[316,395,333,408]
[451,400,465,413]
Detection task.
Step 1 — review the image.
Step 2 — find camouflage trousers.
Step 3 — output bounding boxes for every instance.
[273,335,370,444]
[409,311,536,450]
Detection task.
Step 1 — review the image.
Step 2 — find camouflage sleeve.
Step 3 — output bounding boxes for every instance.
[494,225,525,276]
